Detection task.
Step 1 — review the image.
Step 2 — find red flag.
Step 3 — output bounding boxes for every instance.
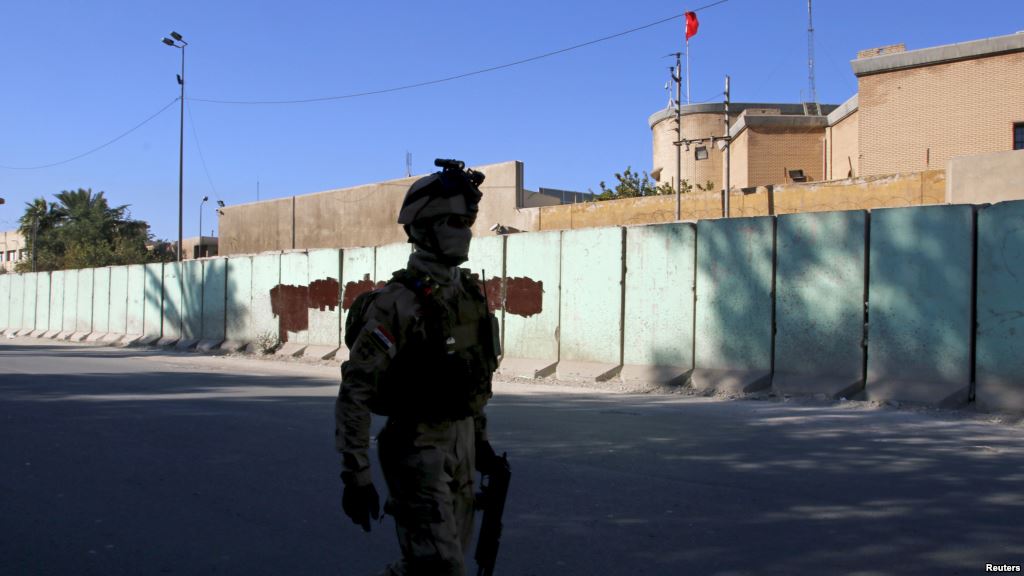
[685,11,699,40]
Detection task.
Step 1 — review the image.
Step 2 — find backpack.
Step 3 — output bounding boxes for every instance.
[344,289,383,349]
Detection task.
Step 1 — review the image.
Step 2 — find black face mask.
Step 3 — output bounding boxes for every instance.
[410,214,475,266]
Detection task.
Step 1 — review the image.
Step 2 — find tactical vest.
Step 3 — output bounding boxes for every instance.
[353,268,500,420]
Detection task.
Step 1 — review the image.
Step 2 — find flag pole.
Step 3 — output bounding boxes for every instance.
[685,37,691,104]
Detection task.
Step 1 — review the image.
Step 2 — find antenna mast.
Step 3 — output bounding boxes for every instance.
[807,0,817,104]
[406,152,412,177]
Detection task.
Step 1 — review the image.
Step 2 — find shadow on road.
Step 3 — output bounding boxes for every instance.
[1,344,1022,575]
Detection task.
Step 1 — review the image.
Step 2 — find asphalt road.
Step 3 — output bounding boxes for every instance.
[1,338,1022,575]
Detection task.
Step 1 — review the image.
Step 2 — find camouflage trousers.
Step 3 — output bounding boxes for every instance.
[378,416,476,576]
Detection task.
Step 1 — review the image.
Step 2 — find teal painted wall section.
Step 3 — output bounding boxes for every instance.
[375,243,411,282]
[251,253,281,342]
[466,235,505,348]
[35,272,51,332]
[182,260,204,340]
[109,266,128,335]
[226,256,253,344]
[143,263,163,340]
[92,268,110,335]
[202,259,227,341]
[774,211,867,393]
[867,205,973,399]
[341,247,375,346]
[503,231,560,362]
[49,271,65,333]
[467,235,505,284]
[308,249,340,347]
[62,270,78,334]
[161,263,183,340]
[695,217,775,373]
[21,274,36,331]
[126,265,145,335]
[76,268,94,333]
[280,251,309,344]
[0,275,10,329]
[9,273,25,331]
[976,200,1024,412]
[22,273,37,332]
[623,223,696,370]
[560,227,623,365]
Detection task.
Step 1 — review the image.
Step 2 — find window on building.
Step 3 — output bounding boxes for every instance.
[1015,123,1024,150]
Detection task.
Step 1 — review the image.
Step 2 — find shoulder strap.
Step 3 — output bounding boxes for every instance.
[344,289,381,348]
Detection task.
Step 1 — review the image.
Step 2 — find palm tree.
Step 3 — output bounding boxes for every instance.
[16,188,152,271]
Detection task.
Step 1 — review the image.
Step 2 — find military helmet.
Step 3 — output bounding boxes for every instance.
[397,159,485,225]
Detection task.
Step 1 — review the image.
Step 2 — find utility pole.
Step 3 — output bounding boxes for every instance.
[724,75,731,218]
[807,0,817,105]
[673,52,682,220]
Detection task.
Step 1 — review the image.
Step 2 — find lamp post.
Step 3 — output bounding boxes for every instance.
[162,31,187,261]
[198,196,208,258]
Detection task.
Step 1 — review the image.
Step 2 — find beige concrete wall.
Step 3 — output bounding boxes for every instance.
[219,161,538,255]
[947,149,1024,204]
[1,230,27,272]
[219,197,294,255]
[746,128,825,188]
[859,51,1024,176]
[181,236,219,259]
[537,170,946,231]
[827,109,860,180]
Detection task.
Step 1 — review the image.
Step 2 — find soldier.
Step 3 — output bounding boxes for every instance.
[336,159,502,575]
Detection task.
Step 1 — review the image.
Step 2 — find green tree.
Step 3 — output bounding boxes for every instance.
[16,188,157,272]
[592,166,691,201]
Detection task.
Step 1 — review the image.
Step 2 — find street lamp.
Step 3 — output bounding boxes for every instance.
[162,31,188,260]
[198,196,208,258]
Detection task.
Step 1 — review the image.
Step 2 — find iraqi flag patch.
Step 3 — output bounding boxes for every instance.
[368,324,396,357]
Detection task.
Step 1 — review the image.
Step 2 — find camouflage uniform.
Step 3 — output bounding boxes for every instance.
[336,160,500,576]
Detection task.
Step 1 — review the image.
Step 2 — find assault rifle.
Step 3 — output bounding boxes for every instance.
[475,453,511,576]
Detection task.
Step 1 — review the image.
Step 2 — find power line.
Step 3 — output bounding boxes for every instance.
[186,100,221,203]
[0,98,180,170]
[191,1,730,106]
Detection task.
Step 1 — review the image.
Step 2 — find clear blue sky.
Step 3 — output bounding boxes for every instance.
[1,0,1021,240]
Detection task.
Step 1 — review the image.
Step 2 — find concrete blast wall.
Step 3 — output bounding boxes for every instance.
[0,275,10,331]
[693,217,775,393]
[866,205,974,407]
[4,199,1024,413]
[35,272,51,333]
[202,259,227,344]
[500,231,560,378]
[558,228,624,381]
[774,211,867,397]
[621,223,696,386]
[975,200,1024,413]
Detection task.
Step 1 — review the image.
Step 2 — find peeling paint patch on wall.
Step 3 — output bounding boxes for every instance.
[342,274,385,310]
[467,273,504,313]
[505,276,543,317]
[309,278,340,311]
[269,277,340,342]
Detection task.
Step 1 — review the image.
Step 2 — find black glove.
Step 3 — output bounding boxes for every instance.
[342,483,380,532]
[475,439,500,474]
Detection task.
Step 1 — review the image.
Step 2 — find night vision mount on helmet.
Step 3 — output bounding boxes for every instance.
[397,158,485,225]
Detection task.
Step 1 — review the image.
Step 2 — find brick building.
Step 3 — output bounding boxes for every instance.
[649,31,1024,190]
[1,230,27,273]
